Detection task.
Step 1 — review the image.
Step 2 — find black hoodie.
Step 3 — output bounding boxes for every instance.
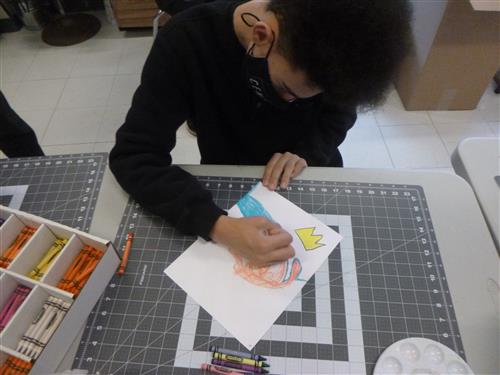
[109,1,356,240]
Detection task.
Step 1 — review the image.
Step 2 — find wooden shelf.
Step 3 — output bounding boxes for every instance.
[111,0,159,28]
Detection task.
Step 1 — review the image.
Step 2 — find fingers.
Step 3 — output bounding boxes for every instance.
[292,158,307,178]
[262,152,307,190]
[266,229,293,249]
[238,218,295,267]
[262,153,282,187]
[267,227,282,236]
[267,245,295,263]
[250,245,295,267]
[254,222,292,251]
[279,156,299,189]
[269,153,292,190]
[252,217,281,231]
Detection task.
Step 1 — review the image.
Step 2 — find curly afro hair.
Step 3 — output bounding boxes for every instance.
[267,0,413,108]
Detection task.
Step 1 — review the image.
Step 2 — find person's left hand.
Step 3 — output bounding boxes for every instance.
[262,152,308,190]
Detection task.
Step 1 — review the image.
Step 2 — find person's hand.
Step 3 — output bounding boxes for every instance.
[262,152,307,190]
[210,215,295,267]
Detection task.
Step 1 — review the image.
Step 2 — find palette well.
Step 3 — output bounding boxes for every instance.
[374,338,473,375]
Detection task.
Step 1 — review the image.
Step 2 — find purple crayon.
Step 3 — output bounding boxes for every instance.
[0,285,31,331]
[212,359,269,373]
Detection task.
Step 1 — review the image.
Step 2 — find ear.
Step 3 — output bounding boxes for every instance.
[251,21,274,46]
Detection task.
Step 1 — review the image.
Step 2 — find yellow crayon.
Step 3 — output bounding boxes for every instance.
[213,352,268,368]
[28,238,67,280]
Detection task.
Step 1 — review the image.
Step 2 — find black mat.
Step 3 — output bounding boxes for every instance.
[0,153,107,232]
[74,177,464,374]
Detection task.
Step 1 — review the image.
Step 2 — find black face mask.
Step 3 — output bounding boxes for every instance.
[243,38,292,110]
[241,13,291,110]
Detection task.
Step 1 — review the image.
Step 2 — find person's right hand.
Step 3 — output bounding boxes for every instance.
[210,215,295,267]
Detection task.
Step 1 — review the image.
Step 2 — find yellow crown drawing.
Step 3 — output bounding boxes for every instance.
[295,227,324,251]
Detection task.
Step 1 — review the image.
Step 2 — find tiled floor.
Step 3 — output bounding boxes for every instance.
[1,12,498,170]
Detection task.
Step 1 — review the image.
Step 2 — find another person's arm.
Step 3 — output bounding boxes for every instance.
[0,91,44,157]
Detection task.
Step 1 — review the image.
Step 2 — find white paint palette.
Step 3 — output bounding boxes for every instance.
[374,338,474,375]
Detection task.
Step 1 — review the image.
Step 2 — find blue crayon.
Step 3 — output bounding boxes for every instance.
[210,345,267,362]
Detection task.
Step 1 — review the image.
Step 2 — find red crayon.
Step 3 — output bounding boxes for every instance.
[201,363,247,374]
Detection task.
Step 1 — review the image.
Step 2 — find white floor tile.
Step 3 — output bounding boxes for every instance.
[479,105,499,123]
[93,142,115,153]
[71,39,122,77]
[176,122,196,139]
[171,137,200,165]
[43,107,105,145]
[25,48,79,80]
[57,76,114,108]
[1,53,36,83]
[433,122,494,154]
[97,105,129,142]
[1,82,19,101]
[17,109,54,142]
[477,84,500,123]
[107,74,140,107]
[43,143,95,155]
[381,125,451,169]
[10,79,65,111]
[487,122,500,136]
[354,111,378,128]
[374,90,432,126]
[1,29,46,52]
[117,37,152,75]
[428,109,484,124]
[339,125,393,169]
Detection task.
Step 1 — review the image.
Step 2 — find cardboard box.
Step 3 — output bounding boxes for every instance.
[0,205,120,374]
[470,0,500,11]
[395,0,500,110]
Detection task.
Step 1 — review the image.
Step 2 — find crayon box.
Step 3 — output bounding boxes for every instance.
[0,205,120,374]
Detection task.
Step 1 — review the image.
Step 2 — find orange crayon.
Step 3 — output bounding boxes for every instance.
[117,232,134,276]
[58,246,103,295]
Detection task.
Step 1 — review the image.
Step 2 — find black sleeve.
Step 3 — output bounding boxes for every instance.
[293,99,357,167]
[0,91,44,157]
[109,30,226,240]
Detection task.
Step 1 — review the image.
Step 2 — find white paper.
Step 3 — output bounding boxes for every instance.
[165,183,343,350]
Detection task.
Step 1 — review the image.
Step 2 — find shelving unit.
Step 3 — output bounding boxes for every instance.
[110,0,159,29]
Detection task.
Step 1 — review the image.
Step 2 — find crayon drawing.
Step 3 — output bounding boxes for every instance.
[295,227,324,251]
[235,188,304,288]
[231,251,302,288]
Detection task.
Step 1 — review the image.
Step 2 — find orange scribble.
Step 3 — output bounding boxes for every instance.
[230,251,302,288]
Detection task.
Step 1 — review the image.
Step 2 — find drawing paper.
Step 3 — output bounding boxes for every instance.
[165,183,342,350]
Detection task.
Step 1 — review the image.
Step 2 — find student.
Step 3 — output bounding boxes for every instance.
[0,91,44,158]
[110,0,412,266]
